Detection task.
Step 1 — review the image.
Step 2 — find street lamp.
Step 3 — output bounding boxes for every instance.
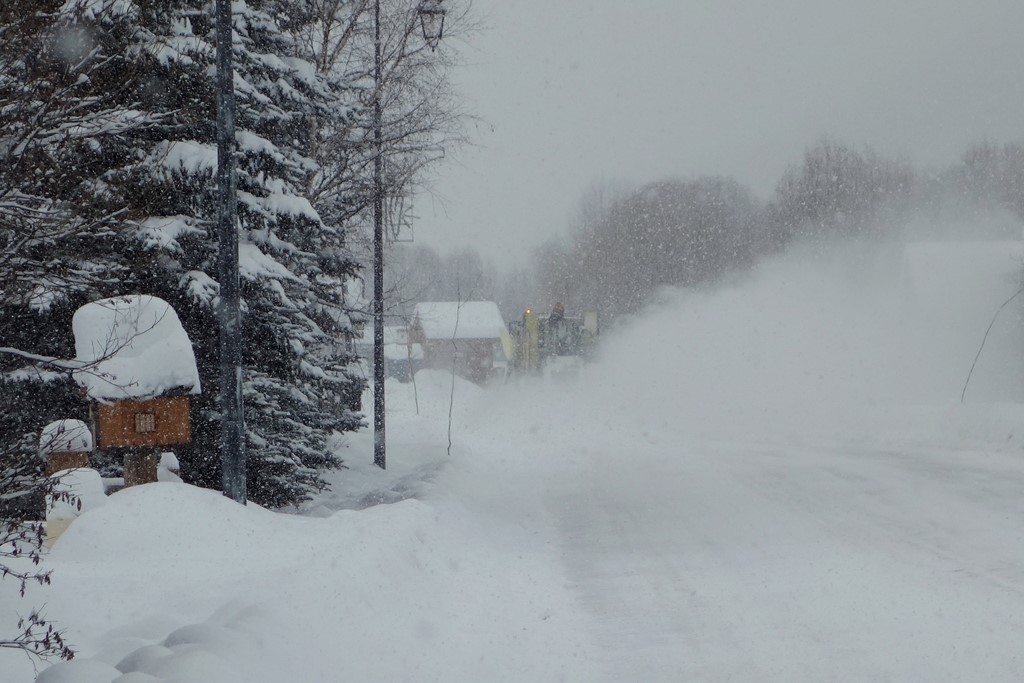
[373,0,447,470]
[418,0,447,50]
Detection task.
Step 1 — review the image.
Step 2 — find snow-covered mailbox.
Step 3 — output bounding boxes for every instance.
[73,295,200,487]
[39,419,93,476]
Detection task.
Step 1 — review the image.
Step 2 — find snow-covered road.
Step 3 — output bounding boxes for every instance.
[546,436,1024,681]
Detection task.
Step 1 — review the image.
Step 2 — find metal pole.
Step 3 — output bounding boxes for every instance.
[216,0,246,503]
[373,0,386,469]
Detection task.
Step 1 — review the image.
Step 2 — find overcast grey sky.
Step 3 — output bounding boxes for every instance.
[414,0,1024,269]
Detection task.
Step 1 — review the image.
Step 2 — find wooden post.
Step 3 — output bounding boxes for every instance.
[123,449,158,488]
[46,450,90,476]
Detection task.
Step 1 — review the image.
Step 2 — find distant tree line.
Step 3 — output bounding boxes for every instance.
[347,138,1024,343]
[521,139,1024,322]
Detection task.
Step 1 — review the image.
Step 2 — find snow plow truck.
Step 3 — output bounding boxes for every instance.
[509,303,599,374]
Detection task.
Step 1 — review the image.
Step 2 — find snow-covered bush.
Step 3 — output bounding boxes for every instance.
[0,442,76,663]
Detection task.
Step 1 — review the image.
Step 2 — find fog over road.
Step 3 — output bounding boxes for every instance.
[460,240,1024,680]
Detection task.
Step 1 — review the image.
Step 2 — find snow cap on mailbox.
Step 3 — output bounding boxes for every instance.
[39,419,93,456]
[73,295,200,401]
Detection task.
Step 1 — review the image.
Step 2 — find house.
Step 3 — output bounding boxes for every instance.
[409,301,512,383]
[353,324,424,380]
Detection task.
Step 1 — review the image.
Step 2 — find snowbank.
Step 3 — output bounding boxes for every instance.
[27,455,596,682]
[48,468,106,522]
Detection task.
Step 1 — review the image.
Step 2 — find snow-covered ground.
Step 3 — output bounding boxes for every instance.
[6,239,1024,681]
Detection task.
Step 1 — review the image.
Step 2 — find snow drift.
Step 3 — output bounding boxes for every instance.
[604,241,1017,431]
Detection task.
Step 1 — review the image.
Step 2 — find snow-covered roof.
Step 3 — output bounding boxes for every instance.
[73,295,201,401]
[356,325,409,346]
[39,419,93,455]
[412,302,508,340]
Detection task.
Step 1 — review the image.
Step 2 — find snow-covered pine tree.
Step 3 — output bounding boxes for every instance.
[0,0,150,500]
[0,0,364,508]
